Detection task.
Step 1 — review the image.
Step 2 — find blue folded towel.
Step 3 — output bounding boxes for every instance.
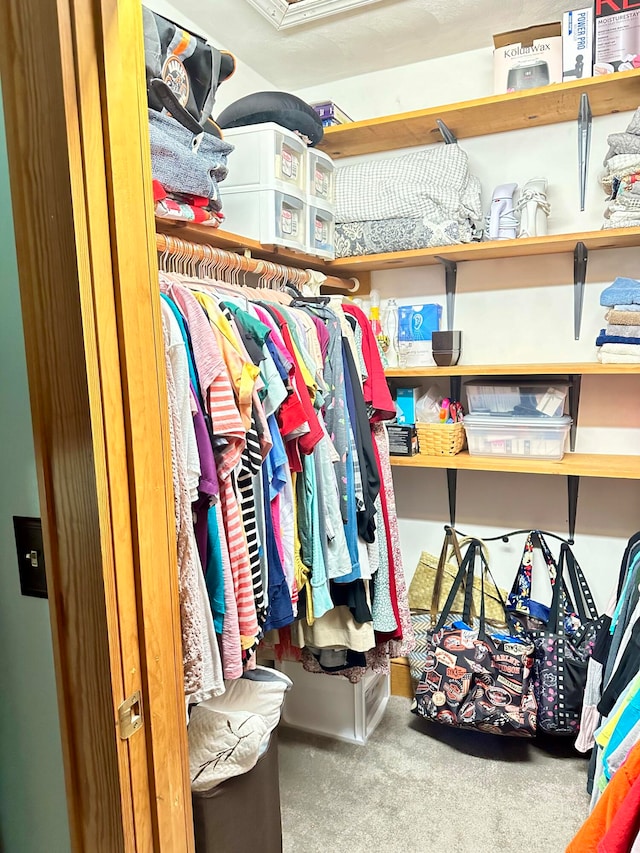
[597,329,640,346]
[600,277,640,307]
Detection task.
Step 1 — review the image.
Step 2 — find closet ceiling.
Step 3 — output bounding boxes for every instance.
[172,0,573,87]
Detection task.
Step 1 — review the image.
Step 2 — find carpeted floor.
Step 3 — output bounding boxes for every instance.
[278,696,590,853]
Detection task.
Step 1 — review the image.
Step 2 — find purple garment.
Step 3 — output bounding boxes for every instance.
[311,314,330,362]
[191,382,218,569]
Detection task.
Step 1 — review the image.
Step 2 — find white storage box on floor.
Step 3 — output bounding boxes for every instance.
[306,200,335,259]
[275,660,390,745]
[464,379,569,418]
[307,148,335,205]
[463,414,572,461]
[220,186,307,252]
[222,122,307,194]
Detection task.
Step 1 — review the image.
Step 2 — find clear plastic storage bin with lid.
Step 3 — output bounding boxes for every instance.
[464,379,569,418]
[306,200,335,259]
[220,186,306,252]
[221,122,307,194]
[307,148,335,205]
[463,414,572,461]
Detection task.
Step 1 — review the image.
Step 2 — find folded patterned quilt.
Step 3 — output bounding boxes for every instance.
[334,143,482,257]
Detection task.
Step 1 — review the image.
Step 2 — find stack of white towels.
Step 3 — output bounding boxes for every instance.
[597,277,640,364]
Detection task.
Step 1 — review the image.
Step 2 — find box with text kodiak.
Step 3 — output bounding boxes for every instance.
[595,0,640,73]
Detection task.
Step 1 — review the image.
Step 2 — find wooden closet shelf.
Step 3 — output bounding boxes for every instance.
[319,69,640,158]
[155,219,343,277]
[390,451,640,479]
[385,363,640,377]
[327,227,640,271]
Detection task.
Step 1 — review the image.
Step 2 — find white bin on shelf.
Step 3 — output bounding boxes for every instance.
[307,200,335,259]
[463,414,572,461]
[222,122,307,193]
[220,186,307,252]
[307,148,335,205]
[465,379,569,417]
[275,660,390,745]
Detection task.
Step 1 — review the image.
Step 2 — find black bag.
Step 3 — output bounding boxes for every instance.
[142,7,235,136]
[531,543,603,735]
[412,540,537,738]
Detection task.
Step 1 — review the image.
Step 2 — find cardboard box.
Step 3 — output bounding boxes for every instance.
[563,8,594,80]
[494,23,563,93]
[387,425,418,457]
[595,0,640,74]
[395,388,420,426]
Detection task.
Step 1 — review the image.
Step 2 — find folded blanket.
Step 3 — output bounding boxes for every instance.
[597,330,640,346]
[601,342,640,355]
[598,349,640,364]
[600,277,640,307]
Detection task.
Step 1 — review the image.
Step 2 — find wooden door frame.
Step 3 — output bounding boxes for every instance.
[0,0,192,849]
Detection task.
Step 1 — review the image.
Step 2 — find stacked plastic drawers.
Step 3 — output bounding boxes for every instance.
[219,123,336,259]
[462,380,572,461]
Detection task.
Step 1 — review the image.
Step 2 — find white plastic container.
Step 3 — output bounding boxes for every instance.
[220,185,307,252]
[465,380,569,418]
[463,414,572,461]
[307,148,335,205]
[222,122,306,193]
[307,200,335,259]
[275,660,390,745]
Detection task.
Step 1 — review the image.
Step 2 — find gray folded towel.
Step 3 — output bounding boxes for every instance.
[148,109,233,203]
[606,323,640,338]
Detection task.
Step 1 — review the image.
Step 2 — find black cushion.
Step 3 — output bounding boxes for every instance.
[216,91,323,146]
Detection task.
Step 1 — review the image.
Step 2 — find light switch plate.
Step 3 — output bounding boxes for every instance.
[13,516,47,599]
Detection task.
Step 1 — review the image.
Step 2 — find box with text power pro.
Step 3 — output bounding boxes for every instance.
[494,22,563,93]
[595,0,640,74]
[563,8,594,80]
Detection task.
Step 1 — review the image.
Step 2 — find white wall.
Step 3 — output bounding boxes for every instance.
[0,94,70,852]
[297,51,640,609]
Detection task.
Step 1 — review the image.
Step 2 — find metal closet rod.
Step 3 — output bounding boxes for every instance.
[444,525,575,546]
[155,232,360,293]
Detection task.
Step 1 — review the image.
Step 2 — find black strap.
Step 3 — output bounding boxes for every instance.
[434,542,477,631]
[563,544,598,622]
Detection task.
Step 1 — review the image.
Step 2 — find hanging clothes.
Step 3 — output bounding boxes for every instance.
[159,268,414,697]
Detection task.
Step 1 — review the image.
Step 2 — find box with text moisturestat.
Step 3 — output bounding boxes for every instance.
[595,0,640,73]
[494,23,563,93]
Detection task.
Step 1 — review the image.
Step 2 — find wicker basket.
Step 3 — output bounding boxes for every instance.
[416,421,466,456]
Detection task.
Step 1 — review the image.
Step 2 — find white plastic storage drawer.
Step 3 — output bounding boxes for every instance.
[220,186,307,252]
[465,380,569,418]
[307,200,335,259]
[275,660,390,745]
[307,148,335,204]
[222,122,306,193]
[463,414,572,461]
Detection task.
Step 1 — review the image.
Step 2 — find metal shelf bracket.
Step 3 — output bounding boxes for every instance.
[574,241,588,341]
[446,469,458,528]
[567,475,580,543]
[568,374,582,452]
[436,257,458,331]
